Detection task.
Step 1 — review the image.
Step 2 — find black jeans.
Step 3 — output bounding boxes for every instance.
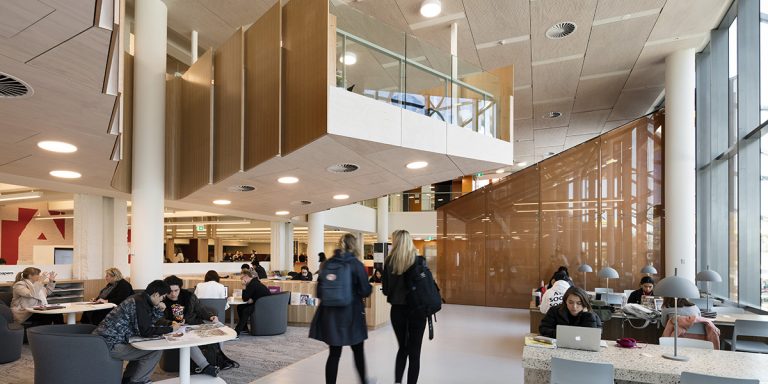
[390,305,427,384]
[235,303,254,333]
[325,342,366,384]
[27,313,65,326]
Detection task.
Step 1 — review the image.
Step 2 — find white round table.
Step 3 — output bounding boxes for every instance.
[131,325,237,384]
[226,297,246,328]
[26,302,117,324]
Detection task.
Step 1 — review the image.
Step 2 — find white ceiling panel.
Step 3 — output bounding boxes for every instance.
[477,41,531,83]
[514,140,534,157]
[535,145,564,159]
[411,19,481,67]
[568,110,611,136]
[572,74,628,112]
[514,118,533,141]
[533,99,573,129]
[513,87,533,121]
[0,0,54,38]
[564,133,598,150]
[603,119,632,133]
[462,0,530,43]
[334,0,410,31]
[530,0,597,62]
[162,0,236,49]
[534,127,568,148]
[196,0,274,29]
[608,87,663,121]
[581,15,657,76]
[648,0,731,41]
[634,35,709,68]
[532,58,583,102]
[624,63,665,90]
[593,0,666,20]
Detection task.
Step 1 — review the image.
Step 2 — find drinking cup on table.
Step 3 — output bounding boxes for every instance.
[654,298,663,311]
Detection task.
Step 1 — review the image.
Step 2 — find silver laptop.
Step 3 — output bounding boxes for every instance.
[555,325,603,352]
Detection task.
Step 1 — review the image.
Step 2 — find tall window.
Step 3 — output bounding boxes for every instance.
[760,0,768,310]
[728,18,740,301]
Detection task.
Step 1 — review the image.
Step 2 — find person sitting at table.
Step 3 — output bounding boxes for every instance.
[234,269,271,334]
[539,271,571,314]
[539,286,602,338]
[251,260,268,279]
[82,267,134,325]
[195,270,228,300]
[546,266,574,289]
[11,267,64,326]
[159,275,220,377]
[627,276,655,304]
[660,297,701,326]
[369,268,383,283]
[292,266,313,281]
[92,280,178,384]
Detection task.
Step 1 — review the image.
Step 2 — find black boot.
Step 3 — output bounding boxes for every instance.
[201,364,219,377]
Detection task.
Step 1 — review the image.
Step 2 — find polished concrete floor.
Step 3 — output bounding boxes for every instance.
[251,304,528,384]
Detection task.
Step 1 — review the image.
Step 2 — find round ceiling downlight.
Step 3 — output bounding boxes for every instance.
[277,176,299,184]
[37,141,77,153]
[406,161,428,169]
[213,199,231,205]
[544,111,562,119]
[333,194,350,200]
[546,22,577,39]
[275,210,290,216]
[50,170,81,179]
[420,0,442,18]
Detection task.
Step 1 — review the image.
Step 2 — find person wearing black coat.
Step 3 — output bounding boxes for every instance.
[309,234,372,384]
[234,270,271,334]
[251,260,268,279]
[82,267,134,325]
[539,286,602,338]
[292,266,313,281]
[627,276,655,304]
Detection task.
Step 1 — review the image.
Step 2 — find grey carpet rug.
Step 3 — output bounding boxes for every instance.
[2,326,327,384]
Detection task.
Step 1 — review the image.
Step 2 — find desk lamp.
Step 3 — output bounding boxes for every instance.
[577,263,593,290]
[654,268,700,361]
[640,264,657,276]
[597,266,619,291]
[695,265,722,313]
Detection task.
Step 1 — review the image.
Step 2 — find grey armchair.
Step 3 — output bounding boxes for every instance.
[249,291,290,336]
[0,302,23,363]
[28,324,122,384]
[199,298,227,323]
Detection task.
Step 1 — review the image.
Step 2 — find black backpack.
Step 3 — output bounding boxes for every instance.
[405,257,443,340]
[318,256,353,306]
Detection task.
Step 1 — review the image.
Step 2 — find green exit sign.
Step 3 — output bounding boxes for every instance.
[196,225,205,231]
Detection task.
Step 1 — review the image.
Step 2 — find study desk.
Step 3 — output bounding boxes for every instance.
[529,304,662,343]
[26,302,116,324]
[714,312,768,326]
[131,325,237,384]
[523,341,768,383]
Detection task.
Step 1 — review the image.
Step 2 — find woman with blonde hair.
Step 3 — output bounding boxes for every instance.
[82,267,134,325]
[309,233,373,383]
[11,267,64,325]
[382,229,428,384]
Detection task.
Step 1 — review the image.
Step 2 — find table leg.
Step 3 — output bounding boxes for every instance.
[179,346,191,384]
[230,307,235,328]
[67,313,76,324]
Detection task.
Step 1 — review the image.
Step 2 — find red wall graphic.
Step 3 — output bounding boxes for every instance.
[1,208,38,264]
[37,233,47,240]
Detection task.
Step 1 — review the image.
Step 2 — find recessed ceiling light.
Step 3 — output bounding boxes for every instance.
[213,199,231,205]
[37,141,77,153]
[544,111,562,119]
[420,0,442,18]
[333,194,350,200]
[496,168,505,174]
[544,152,555,157]
[277,176,299,184]
[339,52,357,65]
[49,170,81,179]
[406,161,428,169]
[275,210,290,216]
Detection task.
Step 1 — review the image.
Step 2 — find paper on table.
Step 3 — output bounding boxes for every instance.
[525,336,556,349]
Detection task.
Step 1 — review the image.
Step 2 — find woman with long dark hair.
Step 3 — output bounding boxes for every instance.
[539,286,602,338]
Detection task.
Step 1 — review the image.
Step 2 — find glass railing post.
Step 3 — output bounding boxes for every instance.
[341,34,347,89]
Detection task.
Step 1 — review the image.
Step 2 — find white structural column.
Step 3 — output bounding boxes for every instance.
[664,48,696,281]
[131,0,167,288]
[190,30,198,63]
[308,212,325,273]
[377,196,389,242]
[270,222,293,272]
[356,232,364,255]
[73,195,129,280]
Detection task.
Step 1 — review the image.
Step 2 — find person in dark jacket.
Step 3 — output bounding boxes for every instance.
[234,269,271,334]
[539,286,602,338]
[627,276,655,304]
[92,280,177,384]
[82,267,134,325]
[292,266,313,281]
[251,260,268,279]
[382,229,428,384]
[158,275,220,377]
[309,233,372,384]
[369,268,383,284]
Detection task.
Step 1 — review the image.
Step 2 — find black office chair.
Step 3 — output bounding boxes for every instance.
[0,302,23,363]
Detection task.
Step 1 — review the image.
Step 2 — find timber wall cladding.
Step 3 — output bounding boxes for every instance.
[165,75,182,200]
[244,2,281,170]
[213,28,244,182]
[178,49,214,199]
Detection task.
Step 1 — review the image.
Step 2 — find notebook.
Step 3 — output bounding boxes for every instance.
[555,325,603,352]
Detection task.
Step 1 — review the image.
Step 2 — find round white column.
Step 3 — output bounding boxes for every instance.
[308,212,325,272]
[377,196,389,242]
[664,48,696,281]
[131,0,167,289]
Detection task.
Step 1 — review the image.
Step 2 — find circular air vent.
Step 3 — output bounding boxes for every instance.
[326,163,359,173]
[0,73,33,98]
[290,200,313,206]
[546,22,577,39]
[544,111,562,119]
[228,185,255,192]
